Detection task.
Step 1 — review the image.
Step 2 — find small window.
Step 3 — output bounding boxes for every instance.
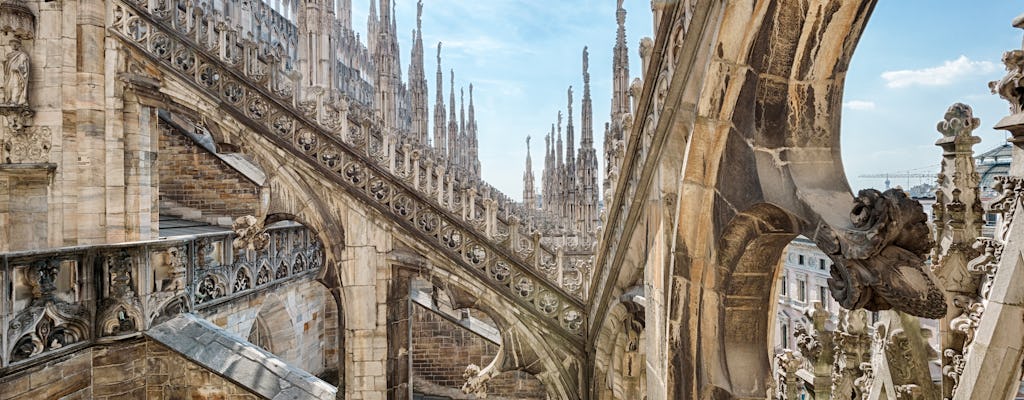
[780,275,788,296]
[798,255,805,265]
[871,311,880,324]
[797,279,807,302]
[781,324,789,348]
[819,286,829,310]
[819,259,827,270]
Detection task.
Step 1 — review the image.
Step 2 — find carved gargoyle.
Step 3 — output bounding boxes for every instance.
[815,188,947,319]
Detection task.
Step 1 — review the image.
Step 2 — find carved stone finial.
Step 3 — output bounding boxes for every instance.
[936,103,981,138]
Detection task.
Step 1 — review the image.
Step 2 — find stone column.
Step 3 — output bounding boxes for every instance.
[931,103,982,398]
[341,238,391,399]
[386,266,414,400]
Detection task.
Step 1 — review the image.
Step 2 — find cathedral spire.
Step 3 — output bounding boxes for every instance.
[543,128,553,212]
[468,83,480,178]
[605,0,632,207]
[611,0,631,118]
[556,111,564,171]
[367,0,378,56]
[566,86,575,168]
[523,136,536,210]
[337,0,352,30]
[433,42,447,158]
[581,46,594,147]
[408,0,428,146]
[459,87,466,172]
[448,69,459,167]
[578,46,600,238]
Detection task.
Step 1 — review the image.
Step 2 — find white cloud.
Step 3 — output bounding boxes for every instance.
[843,100,876,110]
[881,56,996,88]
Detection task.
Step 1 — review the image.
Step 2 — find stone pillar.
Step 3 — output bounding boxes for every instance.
[0,163,54,251]
[341,236,391,399]
[386,266,414,400]
[932,103,983,399]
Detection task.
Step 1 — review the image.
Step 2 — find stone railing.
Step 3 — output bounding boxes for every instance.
[0,223,322,372]
[109,0,586,342]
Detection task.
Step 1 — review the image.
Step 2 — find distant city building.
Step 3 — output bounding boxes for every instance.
[774,236,840,351]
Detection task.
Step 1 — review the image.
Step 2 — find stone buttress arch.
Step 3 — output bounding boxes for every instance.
[660,0,903,398]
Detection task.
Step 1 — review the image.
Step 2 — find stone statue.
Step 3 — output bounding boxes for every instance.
[3,39,28,106]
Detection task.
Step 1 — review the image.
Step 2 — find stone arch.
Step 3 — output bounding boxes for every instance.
[657,0,882,397]
[415,273,580,400]
[248,292,299,364]
[716,203,800,396]
[149,49,363,393]
[320,280,342,385]
[247,314,274,353]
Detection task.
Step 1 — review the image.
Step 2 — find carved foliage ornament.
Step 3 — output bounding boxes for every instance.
[816,189,947,319]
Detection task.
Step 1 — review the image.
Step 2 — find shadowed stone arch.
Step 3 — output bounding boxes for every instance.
[249,292,299,364]
[648,0,946,397]
[716,203,800,396]
[426,276,581,400]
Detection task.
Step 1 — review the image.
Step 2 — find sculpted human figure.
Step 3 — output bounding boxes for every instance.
[4,39,28,106]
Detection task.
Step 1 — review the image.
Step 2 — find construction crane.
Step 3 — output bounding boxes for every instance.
[858,172,936,189]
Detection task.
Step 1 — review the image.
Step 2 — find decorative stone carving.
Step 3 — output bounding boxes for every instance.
[161,246,187,292]
[10,311,88,363]
[0,37,44,165]
[990,49,1024,114]
[0,0,34,40]
[26,258,59,305]
[863,313,940,400]
[8,259,90,363]
[151,294,190,326]
[462,349,503,399]
[232,214,269,251]
[931,103,984,399]
[773,350,803,400]
[98,250,143,337]
[815,188,947,319]
[832,310,872,400]
[195,274,226,305]
[2,119,46,163]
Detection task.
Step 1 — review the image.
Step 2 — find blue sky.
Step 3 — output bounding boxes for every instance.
[351,1,1021,200]
[840,1,1020,191]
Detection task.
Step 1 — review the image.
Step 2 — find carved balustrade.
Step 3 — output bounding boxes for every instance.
[108,0,587,342]
[0,224,322,372]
